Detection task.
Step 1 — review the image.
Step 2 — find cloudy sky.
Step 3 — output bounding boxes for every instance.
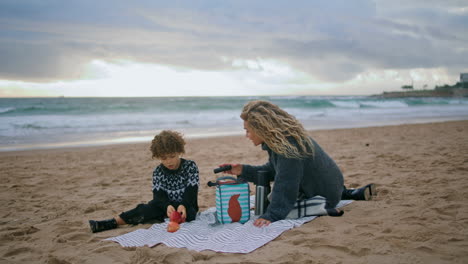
[0,0,467,97]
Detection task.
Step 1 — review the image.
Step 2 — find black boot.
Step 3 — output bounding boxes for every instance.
[326,208,344,217]
[366,183,377,197]
[89,218,118,233]
[342,184,376,201]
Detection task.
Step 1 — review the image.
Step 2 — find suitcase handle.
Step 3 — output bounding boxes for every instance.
[207,176,239,187]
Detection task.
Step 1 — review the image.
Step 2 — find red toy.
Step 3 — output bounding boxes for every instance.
[167,211,186,232]
[167,221,180,233]
[170,211,186,224]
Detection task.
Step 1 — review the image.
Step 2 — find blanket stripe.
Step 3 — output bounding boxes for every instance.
[105,200,352,253]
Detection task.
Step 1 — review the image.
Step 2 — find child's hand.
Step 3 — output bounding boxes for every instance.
[166,205,176,218]
[218,163,243,175]
[177,205,187,220]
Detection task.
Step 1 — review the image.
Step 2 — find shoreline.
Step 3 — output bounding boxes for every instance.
[2,96,468,153]
[2,117,468,152]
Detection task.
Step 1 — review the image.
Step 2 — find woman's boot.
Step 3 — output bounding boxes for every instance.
[89,218,118,233]
[341,184,376,201]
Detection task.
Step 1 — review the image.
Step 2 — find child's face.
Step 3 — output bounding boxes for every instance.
[159,153,182,170]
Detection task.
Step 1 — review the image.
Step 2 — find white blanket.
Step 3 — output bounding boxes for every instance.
[105,200,352,253]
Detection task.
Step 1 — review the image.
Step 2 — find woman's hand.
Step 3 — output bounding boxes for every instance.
[166,205,176,218]
[253,218,271,227]
[177,205,187,219]
[218,163,243,175]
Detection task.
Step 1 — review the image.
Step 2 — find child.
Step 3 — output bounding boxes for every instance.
[89,130,199,233]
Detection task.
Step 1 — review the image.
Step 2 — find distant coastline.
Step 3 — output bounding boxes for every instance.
[373,82,468,98]
[372,89,468,98]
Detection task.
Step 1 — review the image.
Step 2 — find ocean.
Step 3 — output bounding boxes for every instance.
[1,96,468,151]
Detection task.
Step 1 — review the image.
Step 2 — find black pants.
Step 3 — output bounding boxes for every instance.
[119,200,198,225]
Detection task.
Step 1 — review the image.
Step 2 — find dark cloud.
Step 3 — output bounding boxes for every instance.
[0,41,93,81]
[0,0,466,82]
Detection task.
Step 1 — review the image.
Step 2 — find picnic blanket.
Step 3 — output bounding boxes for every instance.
[105,199,353,253]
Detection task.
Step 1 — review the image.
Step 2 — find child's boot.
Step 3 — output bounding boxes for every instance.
[365,183,377,197]
[89,218,118,233]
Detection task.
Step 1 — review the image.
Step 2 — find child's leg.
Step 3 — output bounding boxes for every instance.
[115,216,126,225]
[118,200,165,225]
[184,206,198,222]
[89,200,165,233]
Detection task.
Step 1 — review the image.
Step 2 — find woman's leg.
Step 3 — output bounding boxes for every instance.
[284,196,344,219]
[285,196,331,218]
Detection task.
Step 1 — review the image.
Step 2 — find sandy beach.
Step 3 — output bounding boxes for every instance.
[1,120,467,264]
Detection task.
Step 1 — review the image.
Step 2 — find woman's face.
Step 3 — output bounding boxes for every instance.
[244,120,264,146]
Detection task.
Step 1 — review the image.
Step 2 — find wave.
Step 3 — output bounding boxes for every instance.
[0,107,16,114]
[1,96,467,150]
[404,97,468,106]
[359,100,409,108]
[2,96,467,117]
[13,123,46,130]
[329,101,360,108]
[0,104,83,116]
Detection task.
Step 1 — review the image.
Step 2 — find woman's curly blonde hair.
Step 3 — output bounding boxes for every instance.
[241,100,314,159]
[150,130,186,158]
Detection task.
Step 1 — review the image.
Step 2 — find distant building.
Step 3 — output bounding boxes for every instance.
[461,73,468,88]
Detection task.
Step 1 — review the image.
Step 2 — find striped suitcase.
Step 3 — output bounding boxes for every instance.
[212,176,250,224]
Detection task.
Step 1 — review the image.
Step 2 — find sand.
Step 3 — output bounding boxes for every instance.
[1,121,467,264]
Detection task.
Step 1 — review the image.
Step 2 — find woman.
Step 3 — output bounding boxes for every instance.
[222,100,375,227]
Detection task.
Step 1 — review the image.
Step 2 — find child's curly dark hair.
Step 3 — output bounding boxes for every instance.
[150,130,186,158]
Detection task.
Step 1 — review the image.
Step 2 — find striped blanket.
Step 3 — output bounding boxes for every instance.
[105,200,352,253]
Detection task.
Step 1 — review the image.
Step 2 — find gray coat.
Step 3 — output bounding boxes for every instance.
[241,137,344,222]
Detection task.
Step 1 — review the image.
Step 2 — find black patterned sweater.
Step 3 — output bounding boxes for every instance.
[152,159,199,213]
